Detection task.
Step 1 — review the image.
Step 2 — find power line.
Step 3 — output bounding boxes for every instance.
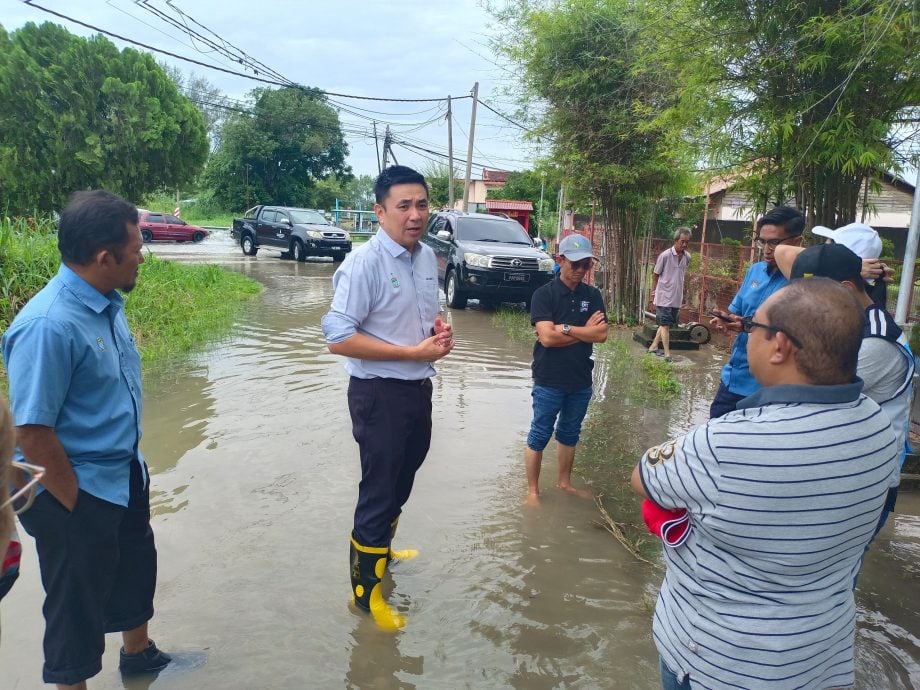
[21,1,473,103]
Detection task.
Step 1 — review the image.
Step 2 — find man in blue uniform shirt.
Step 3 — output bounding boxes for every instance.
[322,166,453,629]
[2,190,171,688]
[707,206,805,418]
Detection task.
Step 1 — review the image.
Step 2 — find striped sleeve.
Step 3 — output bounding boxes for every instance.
[640,426,719,515]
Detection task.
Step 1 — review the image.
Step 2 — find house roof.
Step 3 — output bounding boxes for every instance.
[482,169,511,187]
[485,199,534,211]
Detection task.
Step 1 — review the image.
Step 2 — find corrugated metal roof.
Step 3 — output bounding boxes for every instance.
[485,199,534,211]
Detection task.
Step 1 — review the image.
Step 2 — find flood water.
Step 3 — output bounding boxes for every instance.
[2,232,918,689]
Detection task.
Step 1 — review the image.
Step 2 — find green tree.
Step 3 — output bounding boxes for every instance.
[494,0,694,321]
[0,22,208,213]
[422,162,463,208]
[653,0,919,228]
[203,87,351,210]
[161,64,230,150]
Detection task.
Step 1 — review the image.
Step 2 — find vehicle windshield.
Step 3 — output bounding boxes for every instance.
[288,209,329,225]
[456,217,531,244]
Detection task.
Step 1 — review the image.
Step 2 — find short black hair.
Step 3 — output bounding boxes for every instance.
[765,278,864,385]
[756,206,805,237]
[58,190,138,265]
[374,165,428,204]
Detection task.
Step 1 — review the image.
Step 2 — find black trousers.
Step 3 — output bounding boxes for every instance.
[709,381,746,419]
[348,377,433,547]
[18,461,157,685]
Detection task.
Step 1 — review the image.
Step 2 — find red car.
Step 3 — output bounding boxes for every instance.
[138,211,209,243]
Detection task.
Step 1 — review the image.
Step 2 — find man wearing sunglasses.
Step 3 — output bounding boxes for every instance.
[707,206,805,418]
[2,191,171,686]
[524,233,608,504]
[632,278,900,690]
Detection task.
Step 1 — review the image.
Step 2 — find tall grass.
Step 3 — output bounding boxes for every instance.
[0,218,261,385]
[125,256,262,366]
[0,217,60,332]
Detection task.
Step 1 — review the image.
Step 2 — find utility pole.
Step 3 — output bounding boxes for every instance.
[895,164,920,324]
[245,164,251,210]
[447,95,455,209]
[373,121,381,174]
[461,82,479,213]
[381,127,389,170]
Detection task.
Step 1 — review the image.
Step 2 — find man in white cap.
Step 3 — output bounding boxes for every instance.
[811,221,890,306]
[776,241,913,534]
[524,233,608,504]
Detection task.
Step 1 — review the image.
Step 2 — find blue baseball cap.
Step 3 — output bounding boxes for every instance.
[558,233,596,261]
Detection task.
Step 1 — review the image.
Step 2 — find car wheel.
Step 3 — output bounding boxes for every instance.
[141,229,152,243]
[192,231,205,243]
[445,270,468,309]
[292,239,307,262]
[332,252,346,262]
[241,234,258,256]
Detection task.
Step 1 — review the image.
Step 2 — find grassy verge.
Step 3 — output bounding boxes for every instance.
[0,218,262,389]
[125,255,262,366]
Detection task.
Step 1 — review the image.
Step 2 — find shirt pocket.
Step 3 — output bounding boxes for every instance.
[419,277,440,326]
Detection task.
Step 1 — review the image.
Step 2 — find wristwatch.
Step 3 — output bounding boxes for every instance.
[562,324,572,335]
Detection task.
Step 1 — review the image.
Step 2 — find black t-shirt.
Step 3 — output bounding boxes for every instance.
[530,277,607,392]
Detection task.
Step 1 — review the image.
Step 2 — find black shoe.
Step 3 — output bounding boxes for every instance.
[119,639,172,675]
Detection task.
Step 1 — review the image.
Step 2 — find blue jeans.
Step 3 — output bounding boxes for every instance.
[660,658,691,690]
[526,384,593,451]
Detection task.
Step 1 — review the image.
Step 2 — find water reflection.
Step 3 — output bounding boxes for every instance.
[1,243,916,687]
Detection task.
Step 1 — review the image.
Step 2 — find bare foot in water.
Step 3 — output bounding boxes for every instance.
[524,491,541,507]
[558,484,593,499]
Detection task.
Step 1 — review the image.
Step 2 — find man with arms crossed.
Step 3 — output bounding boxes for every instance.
[525,233,608,504]
[646,227,691,362]
[322,166,453,629]
[2,191,170,688]
[708,206,804,418]
[632,278,899,689]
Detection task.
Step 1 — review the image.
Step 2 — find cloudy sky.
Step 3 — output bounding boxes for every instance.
[5,0,545,178]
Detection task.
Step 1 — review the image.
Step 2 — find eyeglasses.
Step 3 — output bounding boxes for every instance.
[755,236,795,250]
[740,317,804,349]
[1,461,45,515]
[566,258,594,271]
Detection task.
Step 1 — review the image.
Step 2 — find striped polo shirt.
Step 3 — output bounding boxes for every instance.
[640,381,899,689]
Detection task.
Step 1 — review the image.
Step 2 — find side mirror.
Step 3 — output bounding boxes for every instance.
[279,217,291,225]
[436,230,452,240]
[533,238,542,247]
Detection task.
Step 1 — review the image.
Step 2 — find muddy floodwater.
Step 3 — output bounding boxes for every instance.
[2,232,918,689]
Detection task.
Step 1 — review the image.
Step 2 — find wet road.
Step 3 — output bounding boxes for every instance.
[2,231,917,688]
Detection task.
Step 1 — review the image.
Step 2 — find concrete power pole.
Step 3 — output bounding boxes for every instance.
[381,126,390,170]
[461,82,479,213]
[895,164,920,324]
[373,121,381,174]
[447,95,455,209]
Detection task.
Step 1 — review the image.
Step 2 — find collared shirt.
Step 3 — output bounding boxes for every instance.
[640,380,899,690]
[653,246,690,308]
[2,264,144,507]
[530,277,606,392]
[721,261,789,396]
[321,228,440,380]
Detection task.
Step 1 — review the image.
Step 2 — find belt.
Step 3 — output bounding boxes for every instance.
[352,376,431,388]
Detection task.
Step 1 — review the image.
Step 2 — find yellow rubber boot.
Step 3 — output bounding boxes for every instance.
[350,534,406,630]
[388,516,419,564]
